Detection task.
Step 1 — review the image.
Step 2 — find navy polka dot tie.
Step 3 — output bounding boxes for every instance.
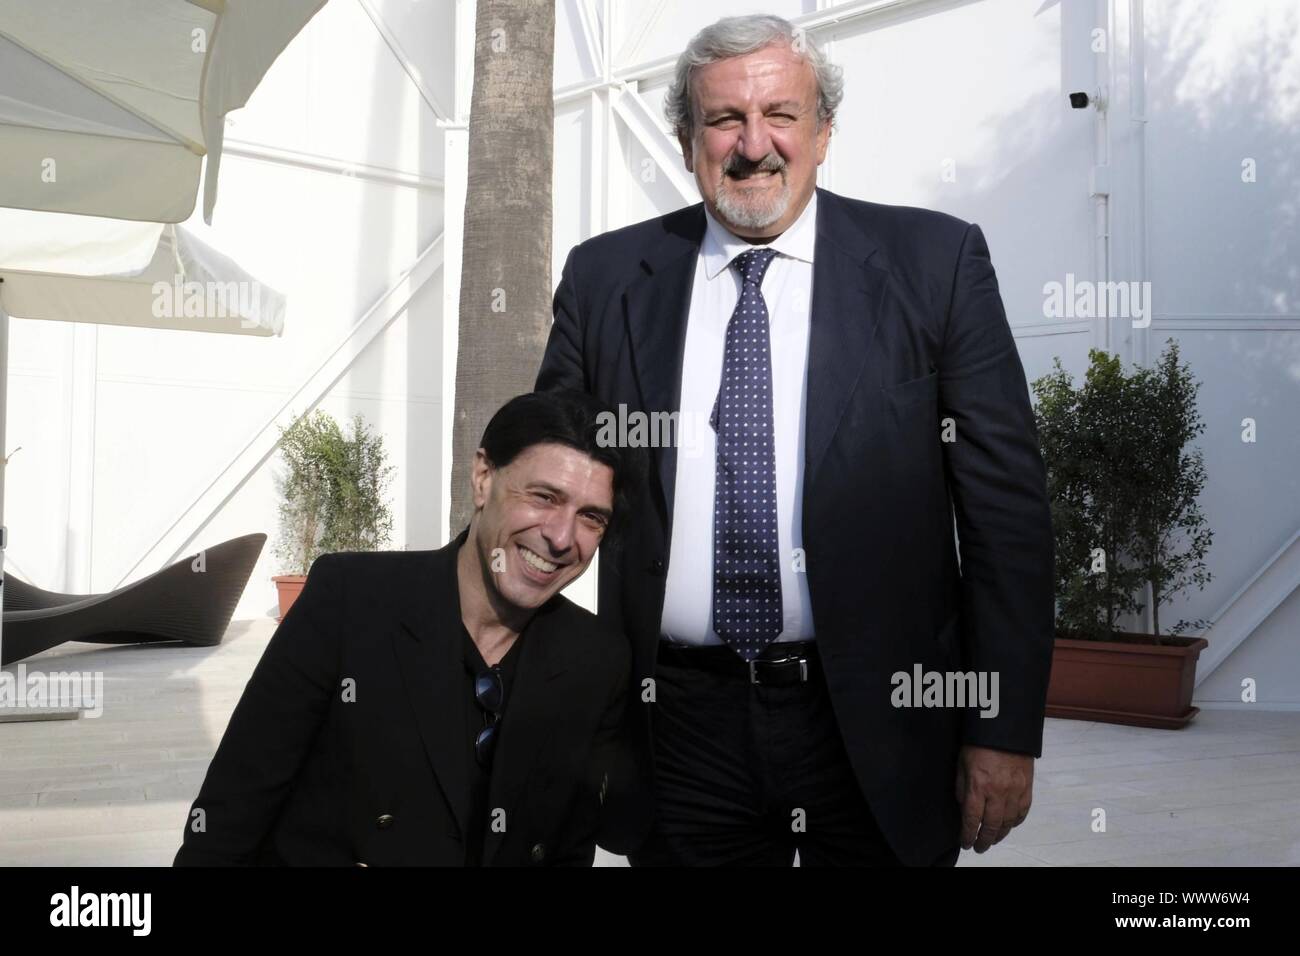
[712,246,783,662]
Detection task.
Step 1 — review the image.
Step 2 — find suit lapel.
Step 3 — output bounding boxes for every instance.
[624,204,705,522]
[480,601,570,866]
[390,532,472,838]
[805,188,886,489]
[624,192,886,517]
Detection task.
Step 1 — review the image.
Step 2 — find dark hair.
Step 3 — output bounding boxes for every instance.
[478,389,646,549]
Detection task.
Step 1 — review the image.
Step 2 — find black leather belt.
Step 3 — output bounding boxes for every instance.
[657,640,819,686]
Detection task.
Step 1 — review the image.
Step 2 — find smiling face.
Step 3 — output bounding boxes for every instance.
[468,442,614,613]
[680,40,831,238]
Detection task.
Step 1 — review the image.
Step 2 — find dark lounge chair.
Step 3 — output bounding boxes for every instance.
[1,533,266,665]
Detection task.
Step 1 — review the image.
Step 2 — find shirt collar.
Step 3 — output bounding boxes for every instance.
[701,189,818,280]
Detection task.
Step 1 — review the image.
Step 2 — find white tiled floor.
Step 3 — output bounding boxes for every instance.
[3,619,1299,866]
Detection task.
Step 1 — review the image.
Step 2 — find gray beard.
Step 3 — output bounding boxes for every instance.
[713,175,792,231]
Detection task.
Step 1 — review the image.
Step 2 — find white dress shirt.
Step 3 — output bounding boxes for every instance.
[659,191,817,645]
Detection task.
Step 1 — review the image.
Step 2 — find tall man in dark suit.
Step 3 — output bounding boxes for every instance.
[536,14,1055,865]
[174,390,643,866]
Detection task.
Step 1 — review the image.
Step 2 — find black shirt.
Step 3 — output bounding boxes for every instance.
[461,626,524,866]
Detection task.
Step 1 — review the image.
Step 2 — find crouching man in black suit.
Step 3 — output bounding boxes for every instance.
[174,389,646,866]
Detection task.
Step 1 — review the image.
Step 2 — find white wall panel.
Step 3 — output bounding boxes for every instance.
[1145,0,1300,318]
[3,319,71,589]
[825,0,1095,329]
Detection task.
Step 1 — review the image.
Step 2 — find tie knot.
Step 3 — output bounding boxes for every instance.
[731,247,779,287]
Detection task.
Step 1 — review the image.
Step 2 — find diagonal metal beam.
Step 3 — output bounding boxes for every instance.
[611,0,666,71]
[609,84,698,205]
[1195,525,1300,686]
[573,0,605,80]
[356,0,452,122]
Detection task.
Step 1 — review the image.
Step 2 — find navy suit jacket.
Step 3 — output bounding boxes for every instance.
[535,187,1054,865]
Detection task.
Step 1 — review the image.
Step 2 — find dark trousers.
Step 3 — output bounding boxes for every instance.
[628,642,959,867]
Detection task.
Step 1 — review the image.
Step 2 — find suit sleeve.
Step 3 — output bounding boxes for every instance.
[550,640,649,865]
[937,223,1055,757]
[535,246,588,393]
[590,648,653,857]
[173,553,343,865]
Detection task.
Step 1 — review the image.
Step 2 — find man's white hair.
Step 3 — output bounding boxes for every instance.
[664,14,844,140]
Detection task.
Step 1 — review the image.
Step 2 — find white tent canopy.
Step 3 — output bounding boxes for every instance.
[0,0,326,224]
[0,209,284,336]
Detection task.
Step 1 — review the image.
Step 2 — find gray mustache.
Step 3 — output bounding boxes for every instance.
[723,153,787,177]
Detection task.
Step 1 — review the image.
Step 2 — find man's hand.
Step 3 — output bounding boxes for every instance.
[955,744,1034,853]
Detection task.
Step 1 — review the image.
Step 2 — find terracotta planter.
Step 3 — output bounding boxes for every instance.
[1046,632,1209,729]
[272,574,307,623]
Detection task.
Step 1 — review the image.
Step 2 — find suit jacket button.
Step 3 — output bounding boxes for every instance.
[376,814,395,830]
[530,842,546,863]
[650,558,664,573]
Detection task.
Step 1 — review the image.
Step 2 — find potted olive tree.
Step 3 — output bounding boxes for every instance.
[1032,341,1213,728]
[272,409,395,620]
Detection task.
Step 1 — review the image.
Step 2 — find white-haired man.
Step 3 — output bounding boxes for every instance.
[537,14,1054,866]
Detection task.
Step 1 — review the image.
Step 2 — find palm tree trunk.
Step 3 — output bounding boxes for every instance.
[449,0,556,535]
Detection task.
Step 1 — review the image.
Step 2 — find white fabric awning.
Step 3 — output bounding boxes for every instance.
[0,209,283,336]
[0,0,327,224]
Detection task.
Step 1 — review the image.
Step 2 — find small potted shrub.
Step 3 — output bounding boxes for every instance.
[272,409,395,620]
[1032,341,1213,728]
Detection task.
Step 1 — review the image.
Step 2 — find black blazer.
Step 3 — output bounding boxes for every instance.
[173,530,637,866]
[535,187,1055,866]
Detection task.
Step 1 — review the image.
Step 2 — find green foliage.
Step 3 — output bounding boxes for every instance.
[273,409,395,574]
[1032,341,1213,642]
